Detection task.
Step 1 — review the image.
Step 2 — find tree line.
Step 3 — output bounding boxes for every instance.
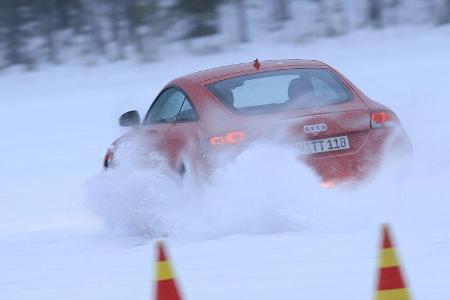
[0,0,449,69]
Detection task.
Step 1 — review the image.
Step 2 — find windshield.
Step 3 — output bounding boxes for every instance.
[207,68,353,114]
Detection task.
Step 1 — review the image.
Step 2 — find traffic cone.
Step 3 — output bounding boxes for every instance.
[375,224,411,300]
[154,241,182,300]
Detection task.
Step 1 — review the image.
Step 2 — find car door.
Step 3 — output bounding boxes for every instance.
[161,89,201,174]
[140,87,187,159]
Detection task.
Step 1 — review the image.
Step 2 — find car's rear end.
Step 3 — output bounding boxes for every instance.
[201,61,411,185]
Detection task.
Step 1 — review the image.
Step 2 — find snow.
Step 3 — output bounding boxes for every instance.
[1,26,450,299]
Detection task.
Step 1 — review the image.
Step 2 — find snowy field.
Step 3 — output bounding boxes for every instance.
[1,26,450,299]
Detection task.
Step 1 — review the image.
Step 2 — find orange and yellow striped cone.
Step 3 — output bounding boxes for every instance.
[154,241,182,300]
[375,224,411,300]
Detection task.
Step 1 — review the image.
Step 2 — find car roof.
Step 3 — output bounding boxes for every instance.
[178,59,327,84]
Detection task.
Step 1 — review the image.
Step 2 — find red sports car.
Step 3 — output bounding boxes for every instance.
[104,59,411,186]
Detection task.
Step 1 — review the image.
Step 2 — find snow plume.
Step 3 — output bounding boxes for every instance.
[85,143,313,237]
[85,136,421,239]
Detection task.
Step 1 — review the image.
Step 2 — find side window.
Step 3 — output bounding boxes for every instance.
[176,98,198,122]
[147,88,186,124]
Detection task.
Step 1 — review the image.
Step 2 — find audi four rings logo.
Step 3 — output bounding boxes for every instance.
[304,123,328,133]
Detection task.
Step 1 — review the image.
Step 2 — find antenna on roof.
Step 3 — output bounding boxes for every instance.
[253,58,261,70]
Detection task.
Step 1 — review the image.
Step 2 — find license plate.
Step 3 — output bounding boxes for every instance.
[299,135,350,155]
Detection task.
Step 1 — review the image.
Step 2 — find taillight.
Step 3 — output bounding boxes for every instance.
[370,111,398,129]
[210,131,246,146]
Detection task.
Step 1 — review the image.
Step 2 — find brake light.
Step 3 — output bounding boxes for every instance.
[210,131,246,146]
[210,136,225,145]
[370,111,398,128]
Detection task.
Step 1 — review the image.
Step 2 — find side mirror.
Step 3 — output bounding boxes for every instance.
[119,110,141,127]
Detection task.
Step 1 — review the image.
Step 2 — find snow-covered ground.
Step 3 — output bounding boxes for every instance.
[1,26,450,299]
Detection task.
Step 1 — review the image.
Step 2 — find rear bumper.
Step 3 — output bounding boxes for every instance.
[306,127,412,183]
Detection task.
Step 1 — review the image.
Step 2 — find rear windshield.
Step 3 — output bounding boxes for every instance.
[207,68,353,114]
